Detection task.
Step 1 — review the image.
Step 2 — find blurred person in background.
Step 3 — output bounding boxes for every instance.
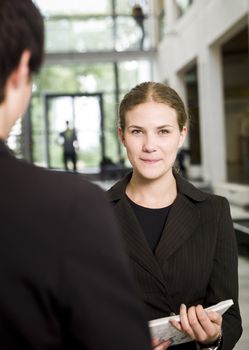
[132,4,146,49]
[0,1,153,349]
[59,120,78,172]
[108,82,242,349]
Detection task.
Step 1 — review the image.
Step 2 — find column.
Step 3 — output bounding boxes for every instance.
[198,44,227,183]
[148,0,160,48]
[165,0,178,33]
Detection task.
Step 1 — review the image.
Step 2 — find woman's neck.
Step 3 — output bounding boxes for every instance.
[126,170,177,209]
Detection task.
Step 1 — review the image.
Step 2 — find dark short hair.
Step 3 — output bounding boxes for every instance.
[0,0,44,103]
[119,82,189,132]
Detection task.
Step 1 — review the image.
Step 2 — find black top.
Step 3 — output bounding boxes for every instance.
[126,195,172,252]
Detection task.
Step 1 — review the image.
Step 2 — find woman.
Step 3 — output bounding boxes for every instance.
[108,82,242,349]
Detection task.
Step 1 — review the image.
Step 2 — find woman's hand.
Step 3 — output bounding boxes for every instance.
[170,304,222,345]
[152,337,172,349]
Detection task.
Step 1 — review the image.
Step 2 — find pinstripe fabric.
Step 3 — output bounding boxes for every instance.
[108,172,242,349]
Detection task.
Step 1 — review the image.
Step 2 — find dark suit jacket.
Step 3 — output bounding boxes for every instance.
[0,140,151,350]
[108,172,242,349]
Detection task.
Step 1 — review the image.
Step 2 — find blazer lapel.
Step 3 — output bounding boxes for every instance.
[114,197,167,288]
[155,193,201,263]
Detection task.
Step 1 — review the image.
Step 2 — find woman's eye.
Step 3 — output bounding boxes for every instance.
[159,129,169,135]
[131,129,142,134]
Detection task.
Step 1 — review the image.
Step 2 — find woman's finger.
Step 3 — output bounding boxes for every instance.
[189,305,211,342]
[178,304,195,339]
[152,337,172,349]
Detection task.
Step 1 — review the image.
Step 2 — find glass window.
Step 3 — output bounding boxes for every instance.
[118,60,151,92]
[47,96,102,170]
[75,63,115,93]
[45,17,114,53]
[115,0,133,15]
[47,97,72,169]
[116,16,146,51]
[35,63,114,94]
[30,95,47,166]
[36,0,154,53]
[32,63,116,167]
[31,59,152,169]
[103,93,119,163]
[74,96,102,169]
[35,0,111,16]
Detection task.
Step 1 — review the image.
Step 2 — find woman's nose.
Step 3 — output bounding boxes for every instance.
[142,134,156,152]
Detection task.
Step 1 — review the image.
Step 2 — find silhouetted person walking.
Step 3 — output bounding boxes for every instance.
[132,5,145,49]
[60,120,78,171]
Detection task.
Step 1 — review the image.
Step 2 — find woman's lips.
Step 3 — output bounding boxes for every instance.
[141,158,160,164]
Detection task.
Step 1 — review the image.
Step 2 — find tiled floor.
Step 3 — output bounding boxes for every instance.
[235,250,249,349]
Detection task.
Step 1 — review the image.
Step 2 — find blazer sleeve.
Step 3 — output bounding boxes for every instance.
[206,197,242,349]
[58,185,151,350]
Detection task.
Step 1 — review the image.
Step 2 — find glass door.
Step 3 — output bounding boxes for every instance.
[44,93,104,172]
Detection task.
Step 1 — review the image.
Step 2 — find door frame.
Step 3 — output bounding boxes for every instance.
[43,92,105,169]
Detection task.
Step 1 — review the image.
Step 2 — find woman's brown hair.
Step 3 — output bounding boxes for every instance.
[119,82,189,131]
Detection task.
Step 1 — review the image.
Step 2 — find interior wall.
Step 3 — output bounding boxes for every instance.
[222,26,249,183]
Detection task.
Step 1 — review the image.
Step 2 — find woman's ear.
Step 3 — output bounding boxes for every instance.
[118,127,126,147]
[178,126,188,148]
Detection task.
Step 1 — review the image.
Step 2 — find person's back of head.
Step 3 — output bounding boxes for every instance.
[0,0,44,104]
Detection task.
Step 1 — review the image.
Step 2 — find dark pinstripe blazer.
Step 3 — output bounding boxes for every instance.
[108,172,242,349]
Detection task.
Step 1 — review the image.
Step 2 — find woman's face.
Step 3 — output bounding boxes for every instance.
[119,101,187,181]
